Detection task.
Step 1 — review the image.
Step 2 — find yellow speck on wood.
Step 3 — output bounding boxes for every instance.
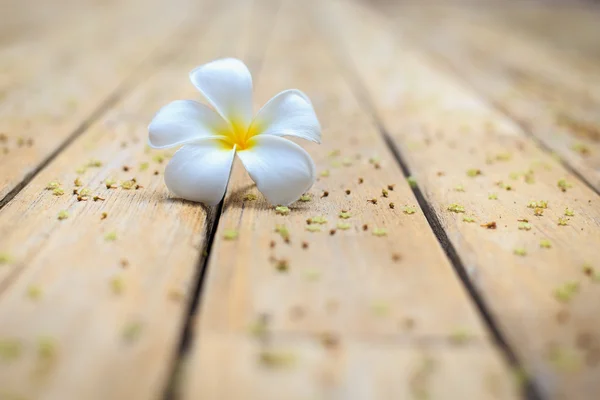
[306,225,321,233]
[104,231,117,241]
[223,229,239,240]
[554,281,579,303]
[275,206,290,215]
[336,222,351,230]
[540,239,552,249]
[310,216,328,224]
[462,216,476,223]
[447,203,465,213]
[339,211,351,219]
[243,193,258,201]
[564,208,575,217]
[372,228,387,237]
[57,210,69,220]
[513,248,527,256]
[403,206,416,215]
[299,194,311,202]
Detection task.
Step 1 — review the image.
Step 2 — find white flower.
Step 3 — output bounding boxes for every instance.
[148,58,321,206]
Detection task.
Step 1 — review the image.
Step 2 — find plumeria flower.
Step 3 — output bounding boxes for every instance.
[148,58,321,206]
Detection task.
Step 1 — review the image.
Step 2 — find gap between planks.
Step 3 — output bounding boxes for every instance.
[314,3,541,400]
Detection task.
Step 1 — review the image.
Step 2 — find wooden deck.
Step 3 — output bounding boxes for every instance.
[1,0,599,399]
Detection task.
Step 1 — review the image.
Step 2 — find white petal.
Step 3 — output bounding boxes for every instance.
[237,135,316,206]
[251,89,321,143]
[148,100,229,149]
[164,139,235,205]
[189,58,253,127]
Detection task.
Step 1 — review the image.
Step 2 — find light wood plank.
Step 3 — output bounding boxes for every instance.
[0,2,257,399]
[377,3,600,192]
[0,0,199,204]
[327,1,600,399]
[182,2,517,399]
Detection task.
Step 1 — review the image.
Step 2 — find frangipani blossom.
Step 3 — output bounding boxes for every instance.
[148,58,321,206]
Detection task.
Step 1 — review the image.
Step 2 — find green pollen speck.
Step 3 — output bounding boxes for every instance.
[372,228,387,237]
[121,180,136,190]
[557,179,571,192]
[105,231,117,241]
[466,169,482,177]
[462,216,476,223]
[299,194,311,202]
[46,181,61,190]
[339,211,351,219]
[73,177,83,187]
[0,338,22,361]
[449,328,471,344]
[52,187,65,196]
[37,336,57,360]
[57,210,69,220]
[87,159,102,167]
[513,248,527,256]
[243,193,258,201]
[518,222,532,231]
[310,216,328,224]
[122,321,143,343]
[259,349,297,368]
[275,206,290,215]
[0,252,12,265]
[564,208,575,217]
[139,162,150,171]
[403,206,416,215]
[488,193,498,200]
[275,225,289,241]
[371,301,390,316]
[447,203,465,213]
[223,229,239,240]
[336,222,351,230]
[304,268,321,281]
[306,225,321,233]
[110,276,125,294]
[454,185,465,192]
[407,176,417,188]
[319,170,330,178]
[105,178,117,188]
[27,285,42,300]
[540,239,552,249]
[557,217,568,226]
[554,281,579,303]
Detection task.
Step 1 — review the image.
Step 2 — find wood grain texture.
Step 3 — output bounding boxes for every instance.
[375,2,600,192]
[0,0,199,204]
[328,1,600,399]
[0,2,251,399]
[182,2,517,399]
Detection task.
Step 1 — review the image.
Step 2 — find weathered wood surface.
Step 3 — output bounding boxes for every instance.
[328,1,600,399]
[182,2,516,399]
[375,2,600,193]
[0,0,599,399]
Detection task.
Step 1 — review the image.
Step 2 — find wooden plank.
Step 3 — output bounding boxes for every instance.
[182,2,517,399]
[327,1,600,399]
[376,3,600,193]
[0,2,257,399]
[0,0,198,205]
[0,0,151,92]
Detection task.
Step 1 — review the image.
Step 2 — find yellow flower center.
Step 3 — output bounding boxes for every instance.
[218,119,260,151]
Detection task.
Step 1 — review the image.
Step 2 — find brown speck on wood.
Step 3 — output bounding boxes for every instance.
[437,171,445,176]
[392,253,402,262]
[358,178,364,184]
[154,170,159,175]
[586,348,600,367]
[556,309,570,324]
[301,241,308,249]
[576,333,594,350]
[362,224,368,231]
[329,229,336,236]
[321,191,329,198]
[368,198,377,205]
[480,221,497,229]
[122,166,130,172]
[101,212,108,220]
[290,305,305,320]
[320,332,340,349]
[269,240,276,249]
[120,259,129,268]
[345,189,351,195]
[387,184,395,191]
[389,202,395,209]
[401,317,415,330]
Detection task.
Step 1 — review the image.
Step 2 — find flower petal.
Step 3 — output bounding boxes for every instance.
[189,58,253,127]
[251,89,321,143]
[164,139,235,205]
[237,135,316,206]
[148,100,229,149]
